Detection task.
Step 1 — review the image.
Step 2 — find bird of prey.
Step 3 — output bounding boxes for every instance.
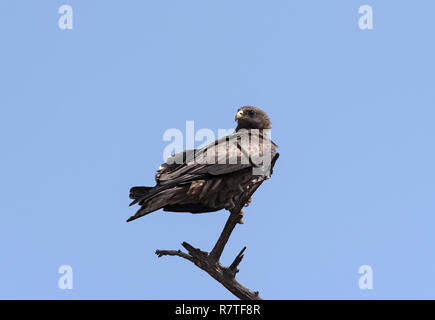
[127,106,279,222]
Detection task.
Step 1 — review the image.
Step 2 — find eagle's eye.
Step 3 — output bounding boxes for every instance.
[247,109,255,116]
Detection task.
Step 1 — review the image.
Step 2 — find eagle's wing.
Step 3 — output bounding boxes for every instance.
[127,130,278,221]
[156,129,276,182]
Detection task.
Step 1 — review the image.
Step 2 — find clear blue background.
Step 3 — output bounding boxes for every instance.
[1,1,434,299]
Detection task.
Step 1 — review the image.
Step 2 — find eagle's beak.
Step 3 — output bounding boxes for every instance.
[235,110,243,121]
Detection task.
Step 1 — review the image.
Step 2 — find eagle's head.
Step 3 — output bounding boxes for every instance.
[235,106,271,131]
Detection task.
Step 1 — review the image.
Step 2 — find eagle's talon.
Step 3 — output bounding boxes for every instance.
[244,197,252,207]
[237,210,245,224]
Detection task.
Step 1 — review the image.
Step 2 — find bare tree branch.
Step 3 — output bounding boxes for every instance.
[210,182,262,262]
[155,249,193,262]
[155,179,265,300]
[228,246,246,275]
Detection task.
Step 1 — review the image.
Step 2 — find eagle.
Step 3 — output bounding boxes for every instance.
[127,106,279,222]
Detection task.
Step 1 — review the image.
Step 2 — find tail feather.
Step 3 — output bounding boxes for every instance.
[126,207,153,222]
[129,186,152,206]
[127,186,166,222]
[127,187,181,222]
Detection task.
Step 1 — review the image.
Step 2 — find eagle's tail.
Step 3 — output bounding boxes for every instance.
[129,186,153,206]
[127,186,173,222]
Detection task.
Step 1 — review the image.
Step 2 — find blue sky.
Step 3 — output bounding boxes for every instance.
[0,1,434,299]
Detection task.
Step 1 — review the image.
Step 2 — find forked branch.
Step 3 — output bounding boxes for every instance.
[155,179,265,300]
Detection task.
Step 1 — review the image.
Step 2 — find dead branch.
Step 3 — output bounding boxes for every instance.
[155,179,265,300]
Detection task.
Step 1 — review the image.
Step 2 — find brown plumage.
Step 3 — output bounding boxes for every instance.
[127,106,279,222]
